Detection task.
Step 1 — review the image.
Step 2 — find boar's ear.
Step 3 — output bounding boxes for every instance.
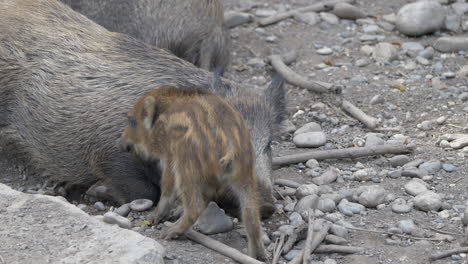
[143,96,158,130]
[264,74,287,125]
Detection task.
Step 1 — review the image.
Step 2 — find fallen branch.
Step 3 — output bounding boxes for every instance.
[347,226,443,241]
[314,245,364,254]
[428,227,462,237]
[268,53,338,93]
[342,100,378,129]
[272,233,286,264]
[302,209,316,264]
[274,187,297,199]
[274,179,301,188]
[259,0,355,26]
[185,229,264,264]
[272,144,414,166]
[288,220,330,264]
[430,247,468,261]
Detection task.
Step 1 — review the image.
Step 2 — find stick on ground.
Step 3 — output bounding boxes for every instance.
[272,144,414,167]
[274,179,301,189]
[288,221,330,264]
[314,245,365,254]
[430,247,468,261]
[259,0,355,26]
[268,53,337,93]
[347,226,444,241]
[185,230,264,264]
[272,233,286,264]
[302,208,317,264]
[341,99,379,129]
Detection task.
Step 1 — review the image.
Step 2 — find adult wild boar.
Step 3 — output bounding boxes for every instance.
[61,0,231,73]
[0,0,285,217]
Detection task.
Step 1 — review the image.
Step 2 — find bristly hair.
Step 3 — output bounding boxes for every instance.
[266,73,286,126]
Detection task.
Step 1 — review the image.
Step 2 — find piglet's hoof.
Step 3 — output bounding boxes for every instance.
[162,227,183,240]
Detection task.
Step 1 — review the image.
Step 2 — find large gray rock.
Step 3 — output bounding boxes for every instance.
[0,184,165,264]
[194,202,233,235]
[396,1,446,36]
[293,131,327,148]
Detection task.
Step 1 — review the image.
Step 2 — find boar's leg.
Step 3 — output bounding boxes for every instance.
[232,180,268,261]
[148,165,177,225]
[163,171,207,240]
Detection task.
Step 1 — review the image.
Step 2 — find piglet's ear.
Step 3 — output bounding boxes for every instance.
[264,74,287,126]
[143,96,157,130]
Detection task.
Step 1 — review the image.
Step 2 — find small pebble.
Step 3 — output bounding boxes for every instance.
[94,201,106,211]
[317,199,337,213]
[405,179,428,196]
[306,159,320,169]
[103,212,132,229]
[129,199,154,212]
[419,160,442,174]
[389,155,411,167]
[356,186,386,208]
[295,195,319,214]
[442,163,458,172]
[333,2,366,20]
[320,12,340,25]
[294,122,322,136]
[398,219,415,234]
[293,132,327,148]
[391,202,413,214]
[77,204,87,210]
[414,191,442,212]
[330,224,348,238]
[317,47,333,55]
[289,212,304,227]
[312,167,339,185]
[115,204,131,217]
[224,11,253,28]
[337,199,365,216]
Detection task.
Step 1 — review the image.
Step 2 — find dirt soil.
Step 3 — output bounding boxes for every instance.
[1,0,467,264]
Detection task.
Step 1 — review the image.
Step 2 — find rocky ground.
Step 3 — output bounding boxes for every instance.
[1,0,467,263]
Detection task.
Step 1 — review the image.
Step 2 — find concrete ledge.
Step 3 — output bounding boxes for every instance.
[0,183,165,264]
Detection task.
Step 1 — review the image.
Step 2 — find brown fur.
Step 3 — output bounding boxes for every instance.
[120,86,267,260]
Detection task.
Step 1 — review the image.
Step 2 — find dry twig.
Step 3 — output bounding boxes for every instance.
[302,209,316,264]
[341,99,379,129]
[268,53,337,93]
[272,144,414,166]
[428,227,462,237]
[185,229,264,264]
[288,220,330,264]
[314,245,364,254]
[274,179,301,188]
[272,233,286,264]
[348,226,444,241]
[430,247,468,261]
